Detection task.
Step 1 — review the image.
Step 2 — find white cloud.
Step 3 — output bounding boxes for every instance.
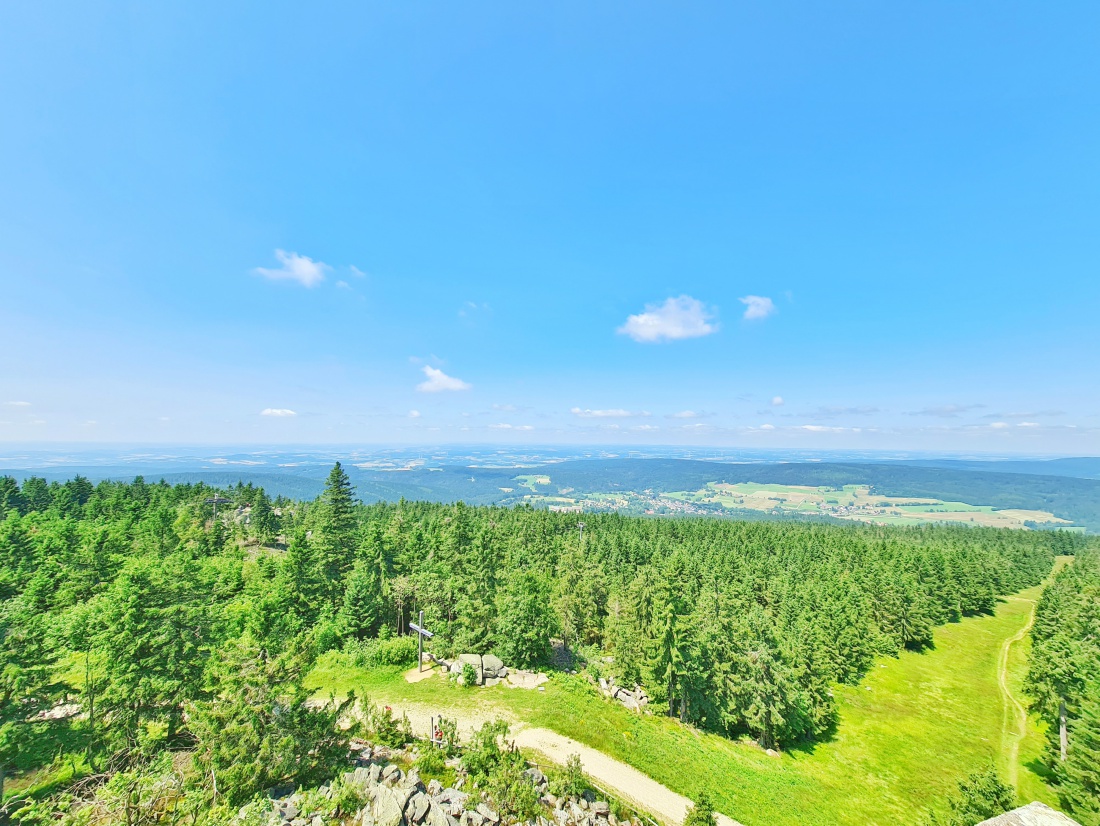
[254,249,330,287]
[739,295,776,320]
[570,407,645,418]
[349,266,366,278]
[989,421,1010,429]
[335,280,350,289]
[617,295,717,343]
[261,408,297,417]
[408,410,421,419]
[669,410,698,419]
[908,404,985,418]
[759,423,776,430]
[771,396,784,406]
[417,366,472,393]
[3,401,31,407]
[490,423,534,431]
[1018,422,1040,428]
[631,424,660,432]
[493,403,517,412]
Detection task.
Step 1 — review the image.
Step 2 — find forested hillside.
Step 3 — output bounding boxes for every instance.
[1027,549,1100,825]
[0,467,1068,822]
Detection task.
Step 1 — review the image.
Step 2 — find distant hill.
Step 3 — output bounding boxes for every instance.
[900,457,1100,480]
[6,457,1099,531]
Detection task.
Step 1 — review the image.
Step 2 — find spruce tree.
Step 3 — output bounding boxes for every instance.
[337,557,384,641]
[1061,691,1100,825]
[317,463,357,595]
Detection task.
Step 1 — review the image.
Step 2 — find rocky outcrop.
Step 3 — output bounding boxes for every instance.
[596,677,649,712]
[265,752,635,826]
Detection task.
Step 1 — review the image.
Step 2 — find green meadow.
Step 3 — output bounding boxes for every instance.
[308,581,1062,826]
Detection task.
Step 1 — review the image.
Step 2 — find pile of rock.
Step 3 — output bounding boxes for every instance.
[433,654,509,686]
[266,757,640,826]
[596,677,649,712]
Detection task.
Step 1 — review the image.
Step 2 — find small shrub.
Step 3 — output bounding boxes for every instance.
[363,700,412,748]
[345,635,419,668]
[549,753,589,799]
[684,792,718,826]
[485,758,540,822]
[329,776,369,816]
[416,746,447,776]
[462,662,479,688]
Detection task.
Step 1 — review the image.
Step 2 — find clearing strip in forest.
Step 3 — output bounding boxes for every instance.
[998,595,1037,790]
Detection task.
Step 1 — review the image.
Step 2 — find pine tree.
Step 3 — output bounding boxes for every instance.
[1060,690,1100,825]
[316,463,357,598]
[683,792,718,826]
[336,557,384,641]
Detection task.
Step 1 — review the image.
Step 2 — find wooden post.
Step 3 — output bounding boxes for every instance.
[1060,697,1068,762]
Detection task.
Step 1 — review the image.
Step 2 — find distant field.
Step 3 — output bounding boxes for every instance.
[702,482,1069,528]
[514,480,1069,529]
[308,581,1060,826]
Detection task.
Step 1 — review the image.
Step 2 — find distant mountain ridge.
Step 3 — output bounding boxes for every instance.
[6,457,1099,531]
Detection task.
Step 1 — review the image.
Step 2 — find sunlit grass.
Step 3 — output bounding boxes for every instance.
[308,583,1061,826]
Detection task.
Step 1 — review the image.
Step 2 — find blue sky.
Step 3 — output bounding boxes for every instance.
[1,2,1098,453]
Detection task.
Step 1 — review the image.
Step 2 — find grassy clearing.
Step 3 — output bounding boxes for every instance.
[308,583,1062,826]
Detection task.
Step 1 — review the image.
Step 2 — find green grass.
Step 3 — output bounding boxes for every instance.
[308,586,1061,826]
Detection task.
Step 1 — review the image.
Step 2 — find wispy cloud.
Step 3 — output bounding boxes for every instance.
[739,295,776,320]
[631,424,660,432]
[3,401,31,407]
[771,396,784,406]
[907,404,985,418]
[811,405,880,418]
[571,408,647,418]
[254,250,330,287]
[417,366,472,393]
[989,421,1010,429]
[408,410,421,418]
[617,295,717,343]
[490,423,534,431]
[982,410,1065,420]
[459,301,491,319]
[492,403,517,412]
[261,408,297,417]
[668,410,699,419]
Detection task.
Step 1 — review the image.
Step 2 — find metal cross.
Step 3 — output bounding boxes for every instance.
[409,609,434,672]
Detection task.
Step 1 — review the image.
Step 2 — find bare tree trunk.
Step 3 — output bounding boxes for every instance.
[1060,697,1068,762]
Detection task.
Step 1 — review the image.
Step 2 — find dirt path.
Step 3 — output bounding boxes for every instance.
[392,702,743,826]
[998,595,1037,790]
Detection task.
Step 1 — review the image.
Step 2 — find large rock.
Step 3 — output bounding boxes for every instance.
[406,792,431,823]
[591,802,610,817]
[423,802,451,826]
[481,654,505,678]
[476,803,500,824]
[369,785,409,826]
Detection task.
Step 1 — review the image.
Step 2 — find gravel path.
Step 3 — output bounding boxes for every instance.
[393,702,744,826]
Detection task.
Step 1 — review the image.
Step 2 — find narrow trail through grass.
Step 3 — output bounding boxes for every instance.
[998,595,1036,790]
